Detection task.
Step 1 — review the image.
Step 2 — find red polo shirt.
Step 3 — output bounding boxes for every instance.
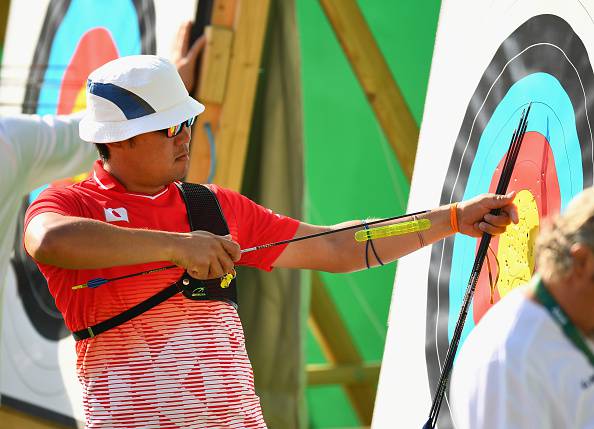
[24,160,299,429]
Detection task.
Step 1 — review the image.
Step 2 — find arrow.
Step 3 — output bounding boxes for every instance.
[422,103,532,429]
[72,209,431,290]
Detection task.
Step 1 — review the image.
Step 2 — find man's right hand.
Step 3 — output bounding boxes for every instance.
[168,231,240,280]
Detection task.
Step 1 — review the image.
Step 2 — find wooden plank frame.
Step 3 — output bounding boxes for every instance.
[197,25,233,104]
[186,1,392,426]
[307,362,380,386]
[319,0,419,181]
[187,0,237,183]
[211,0,272,190]
[187,0,273,192]
[306,2,421,421]
[308,272,378,425]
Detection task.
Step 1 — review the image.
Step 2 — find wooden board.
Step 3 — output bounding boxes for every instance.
[211,0,272,190]
[187,0,237,183]
[309,272,378,425]
[320,0,419,181]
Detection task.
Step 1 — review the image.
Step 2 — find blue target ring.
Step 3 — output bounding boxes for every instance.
[36,0,142,116]
[449,73,584,343]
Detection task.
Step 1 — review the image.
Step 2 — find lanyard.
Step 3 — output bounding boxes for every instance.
[533,276,594,368]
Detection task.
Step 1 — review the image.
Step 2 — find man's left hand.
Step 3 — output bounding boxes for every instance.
[457,192,519,238]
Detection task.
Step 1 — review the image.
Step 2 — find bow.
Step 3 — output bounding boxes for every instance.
[422,103,531,429]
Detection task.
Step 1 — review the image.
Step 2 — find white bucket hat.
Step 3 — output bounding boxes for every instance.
[79,55,205,143]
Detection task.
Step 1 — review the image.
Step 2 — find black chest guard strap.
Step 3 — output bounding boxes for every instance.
[176,183,238,304]
[72,183,238,341]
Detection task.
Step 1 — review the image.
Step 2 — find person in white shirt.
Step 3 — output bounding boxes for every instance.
[450,187,594,429]
[0,113,96,289]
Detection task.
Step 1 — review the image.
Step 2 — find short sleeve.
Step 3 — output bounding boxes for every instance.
[208,185,300,271]
[24,186,85,233]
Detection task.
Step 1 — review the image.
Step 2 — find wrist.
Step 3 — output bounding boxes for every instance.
[157,231,184,262]
[450,203,460,233]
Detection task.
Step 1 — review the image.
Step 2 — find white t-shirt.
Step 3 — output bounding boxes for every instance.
[450,288,594,429]
[0,113,96,290]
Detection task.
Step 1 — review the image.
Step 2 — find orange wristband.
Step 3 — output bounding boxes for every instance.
[450,202,459,233]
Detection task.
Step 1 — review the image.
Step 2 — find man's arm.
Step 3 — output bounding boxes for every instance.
[25,212,240,279]
[1,113,96,194]
[273,193,518,272]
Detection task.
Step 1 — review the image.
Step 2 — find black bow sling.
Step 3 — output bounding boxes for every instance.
[72,183,238,341]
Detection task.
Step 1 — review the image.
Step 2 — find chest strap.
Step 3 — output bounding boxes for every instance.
[72,183,238,341]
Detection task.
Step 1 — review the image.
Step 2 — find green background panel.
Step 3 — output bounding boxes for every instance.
[296,1,441,427]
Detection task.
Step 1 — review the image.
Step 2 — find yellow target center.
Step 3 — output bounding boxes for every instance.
[496,189,539,297]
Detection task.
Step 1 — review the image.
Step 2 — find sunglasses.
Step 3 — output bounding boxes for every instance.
[162,116,196,138]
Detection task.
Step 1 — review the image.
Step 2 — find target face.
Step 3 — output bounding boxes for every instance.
[15,0,151,340]
[425,14,594,427]
[2,0,154,423]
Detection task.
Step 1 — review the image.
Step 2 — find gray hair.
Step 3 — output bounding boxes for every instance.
[535,187,594,282]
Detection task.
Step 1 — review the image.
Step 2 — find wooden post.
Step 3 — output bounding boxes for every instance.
[319,0,419,181]
[211,0,272,190]
[187,0,272,191]
[0,0,9,48]
[307,362,380,386]
[186,0,237,183]
[0,406,69,429]
[309,272,378,425]
[198,26,234,104]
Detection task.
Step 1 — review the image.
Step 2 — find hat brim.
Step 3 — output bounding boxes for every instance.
[79,97,205,143]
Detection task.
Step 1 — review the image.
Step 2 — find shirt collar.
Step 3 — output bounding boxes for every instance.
[92,160,119,190]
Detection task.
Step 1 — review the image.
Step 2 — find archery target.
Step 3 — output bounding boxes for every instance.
[373,2,594,429]
[0,0,195,423]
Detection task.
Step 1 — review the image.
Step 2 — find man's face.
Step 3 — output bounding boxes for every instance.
[119,123,192,185]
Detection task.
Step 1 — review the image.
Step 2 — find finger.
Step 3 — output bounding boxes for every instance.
[478,221,507,236]
[180,20,192,55]
[215,242,236,272]
[219,255,234,276]
[220,237,241,261]
[172,21,191,61]
[187,34,206,60]
[208,258,225,279]
[483,212,511,227]
[188,266,208,280]
[483,192,516,209]
[504,203,519,224]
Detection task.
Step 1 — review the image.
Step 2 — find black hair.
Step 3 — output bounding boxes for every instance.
[95,143,110,160]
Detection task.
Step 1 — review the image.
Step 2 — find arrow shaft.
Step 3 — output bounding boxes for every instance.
[74,209,433,290]
[241,209,430,254]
